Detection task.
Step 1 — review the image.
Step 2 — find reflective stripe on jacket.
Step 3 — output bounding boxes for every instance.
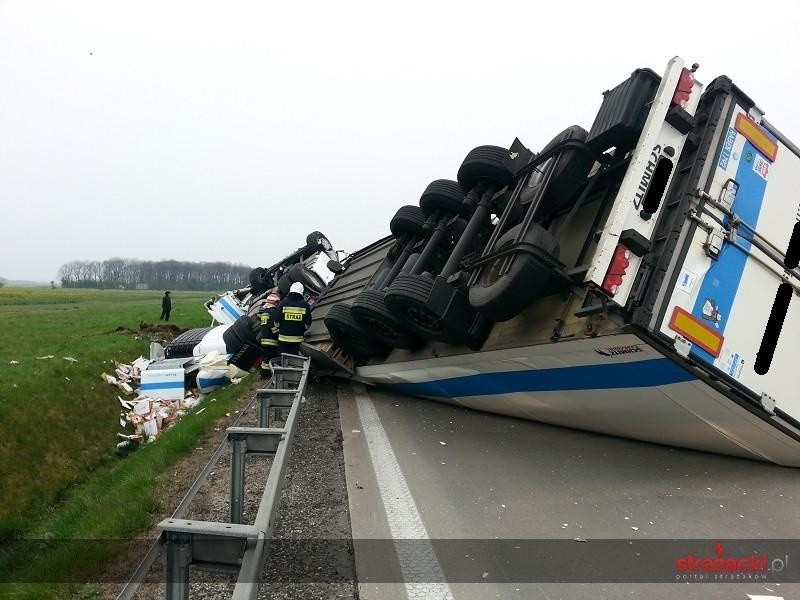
[259,306,279,347]
[274,293,311,345]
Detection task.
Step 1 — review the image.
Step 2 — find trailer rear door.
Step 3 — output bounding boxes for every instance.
[653,100,800,420]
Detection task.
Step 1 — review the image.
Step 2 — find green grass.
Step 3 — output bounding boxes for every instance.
[0,287,254,597]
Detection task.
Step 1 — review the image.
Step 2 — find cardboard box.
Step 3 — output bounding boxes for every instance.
[140,368,185,400]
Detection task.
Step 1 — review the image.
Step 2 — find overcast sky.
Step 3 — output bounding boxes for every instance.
[1,0,799,282]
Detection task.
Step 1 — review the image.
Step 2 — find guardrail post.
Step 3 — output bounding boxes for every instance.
[229,434,247,524]
[164,531,192,600]
[119,355,310,600]
[256,389,295,428]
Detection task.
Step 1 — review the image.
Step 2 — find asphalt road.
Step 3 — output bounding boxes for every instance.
[338,383,800,600]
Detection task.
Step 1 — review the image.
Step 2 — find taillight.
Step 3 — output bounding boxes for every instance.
[601,244,631,297]
[672,64,698,108]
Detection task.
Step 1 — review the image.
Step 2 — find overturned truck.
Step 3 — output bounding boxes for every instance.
[141,232,340,395]
[304,56,800,467]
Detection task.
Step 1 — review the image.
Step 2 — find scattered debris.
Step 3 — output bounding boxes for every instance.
[196,407,206,415]
[9,360,19,365]
[104,359,208,452]
[63,356,78,363]
[573,537,587,542]
[36,355,55,360]
[439,441,447,446]
[631,526,639,531]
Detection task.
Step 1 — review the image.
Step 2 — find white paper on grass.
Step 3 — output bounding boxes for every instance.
[142,419,158,439]
[131,356,150,374]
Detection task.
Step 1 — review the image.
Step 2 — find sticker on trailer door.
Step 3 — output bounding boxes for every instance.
[753,153,770,180]
[718,127,737,170]
[677,267,698,294]
[717,347,744,379]
[701,298,723,328]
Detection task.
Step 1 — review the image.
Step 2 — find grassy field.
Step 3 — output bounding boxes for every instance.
[0,287,253,597]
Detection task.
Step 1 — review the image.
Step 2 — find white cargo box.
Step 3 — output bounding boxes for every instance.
[140,367,185,400]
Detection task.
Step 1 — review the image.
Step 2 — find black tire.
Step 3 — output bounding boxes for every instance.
[457,146,514,193]
[324,304,389,360]
[306,231,332,251]
[351,289,422,349]
[468,223,560,322]
[222,316,263,370]
[165,326,216,358]
[278,263,326,295]
[223,315,259,349]
[248,267,270,295]
[390,205,426,239]
[385,273,446,339]
[419,179,467,218]
[522,125,593,219]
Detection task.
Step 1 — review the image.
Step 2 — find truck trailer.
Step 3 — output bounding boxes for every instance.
[302,56,800,467]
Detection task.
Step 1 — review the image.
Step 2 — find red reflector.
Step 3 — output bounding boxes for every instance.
[672,67,695,108]
[601,244,631,297]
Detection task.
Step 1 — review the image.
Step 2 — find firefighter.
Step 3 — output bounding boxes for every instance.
[257,291,281,379]
[274,281,312,356]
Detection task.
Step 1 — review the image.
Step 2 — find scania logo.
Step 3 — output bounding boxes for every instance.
[633,144,662,209]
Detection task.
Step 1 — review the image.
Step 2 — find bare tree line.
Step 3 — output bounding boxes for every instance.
[58,258,252,291]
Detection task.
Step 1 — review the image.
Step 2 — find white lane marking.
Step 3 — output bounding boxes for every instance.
[352,383,455,600]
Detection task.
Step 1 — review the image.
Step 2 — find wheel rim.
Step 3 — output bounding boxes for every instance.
[477,236,516,289]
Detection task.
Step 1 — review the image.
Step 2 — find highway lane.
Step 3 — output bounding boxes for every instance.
[338,383,800,600]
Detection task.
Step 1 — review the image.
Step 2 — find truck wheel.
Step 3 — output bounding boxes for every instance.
[385,273,451,340]
[468,223,560,322]
[351,289,422,349]
[390,205,426,239]
[278,263,326,295]
[306,231,332,250]
[523,125,593,220]
[419,179,468,218]
[165,326,216,358]
[324,304,389,360]
[457,146,514,193]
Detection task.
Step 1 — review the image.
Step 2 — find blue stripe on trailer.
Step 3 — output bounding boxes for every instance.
[383,358,696,398]
[198,377,228,388]
[219,297,243,318]
[689,139,769,364]
[140,381,184,390]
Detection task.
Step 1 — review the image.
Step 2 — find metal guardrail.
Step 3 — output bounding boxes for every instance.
[117,353,311,600]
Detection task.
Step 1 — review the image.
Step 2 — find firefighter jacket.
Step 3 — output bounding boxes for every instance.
[274,293,312,344]
[258,306,279,347]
